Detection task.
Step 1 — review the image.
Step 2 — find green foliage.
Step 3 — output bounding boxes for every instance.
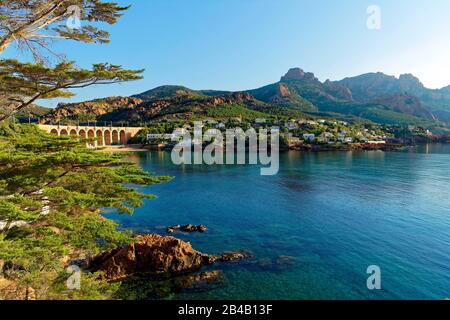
[134,85,204,101]
[249,82,318,112]
[359,108,427,125]
[14,105,51,122]
[49,211,132,253]
[0,124,172,299]
[205,104,269,120]
[0,59,143,121]
[0,1,129,56]
[0,1,159,300]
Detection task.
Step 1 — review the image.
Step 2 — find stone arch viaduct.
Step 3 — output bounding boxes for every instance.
[38,124,143,147]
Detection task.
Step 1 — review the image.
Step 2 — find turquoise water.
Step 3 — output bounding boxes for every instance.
[106,144,450,300]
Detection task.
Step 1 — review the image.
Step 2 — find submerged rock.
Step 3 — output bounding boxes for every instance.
[90,234,214,281]
[276,255,297,266]
[173,270,225,291]
[253,255,298,271]
[218,250,252,262]
[114,270,225,299]
[166,224,208,233]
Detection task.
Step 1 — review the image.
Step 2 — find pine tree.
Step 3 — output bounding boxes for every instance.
[0,1,129,55]
[0,1,142,120]
[0,123,172,299]
[0,59,143,121]
[0,2,170,300]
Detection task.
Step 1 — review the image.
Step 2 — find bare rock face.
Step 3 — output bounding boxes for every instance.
[281,68,305,81]
[281,68,317,82]
[323,79,354,101]
[0,277,36,300]
[90,234,214,281]
[209,92,255,106]
[375,93,436,120]
[277,84,292,97]
[40,96,143,124]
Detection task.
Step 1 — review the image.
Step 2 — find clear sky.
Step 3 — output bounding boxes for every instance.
[5,0,450,107]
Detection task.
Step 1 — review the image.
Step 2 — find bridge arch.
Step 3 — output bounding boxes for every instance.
[38,125,142,146]
[79,129,86,139]
[119,130,126,145]
[96,130,104,146]
[87,129,95,139]
[104,130,112,145]
[112,130,119,145]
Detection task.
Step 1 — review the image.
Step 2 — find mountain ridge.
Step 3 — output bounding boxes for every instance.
[39,68,450,128]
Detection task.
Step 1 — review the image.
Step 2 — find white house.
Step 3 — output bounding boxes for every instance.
[164,133,175,140]
[173,128,189,135]
[344,137,353,143]
[285,122,299,130]
[318,132,334,143]
[146,133,162,140]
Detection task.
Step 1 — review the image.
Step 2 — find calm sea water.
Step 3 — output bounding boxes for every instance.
[106,144,450,300]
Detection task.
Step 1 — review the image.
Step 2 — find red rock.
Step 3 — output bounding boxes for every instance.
[90,234,214,280]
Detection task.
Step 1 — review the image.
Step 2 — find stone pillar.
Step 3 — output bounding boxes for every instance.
[101,129,106,146]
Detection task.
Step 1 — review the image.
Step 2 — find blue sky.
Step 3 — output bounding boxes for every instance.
[5,0,450,107]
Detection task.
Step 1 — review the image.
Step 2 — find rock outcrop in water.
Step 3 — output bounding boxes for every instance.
[166,224,208,233]
[89,234,214,280]
[89,234,249,281]
[218,251,251,262]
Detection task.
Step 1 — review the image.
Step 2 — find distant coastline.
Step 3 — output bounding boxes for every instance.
[102,140,450,154]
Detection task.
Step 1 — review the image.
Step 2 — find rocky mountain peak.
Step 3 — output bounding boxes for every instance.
[281,68,318,82]
[399,73,424,91]
[281,68,305,81]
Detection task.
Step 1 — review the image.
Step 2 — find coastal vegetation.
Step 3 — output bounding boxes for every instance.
[1,0,450,301]
[0,123,171,299]
[0,1,170,299]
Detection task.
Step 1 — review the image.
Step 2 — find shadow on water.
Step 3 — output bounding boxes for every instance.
[113,255,304,300]
[113,269,227,300]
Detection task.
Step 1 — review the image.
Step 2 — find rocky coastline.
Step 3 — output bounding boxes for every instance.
[88,234,250,282]
[285,142,403,152]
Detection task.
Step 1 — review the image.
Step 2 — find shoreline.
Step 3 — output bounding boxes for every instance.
[98,144,149,152]
[99,141,448,154]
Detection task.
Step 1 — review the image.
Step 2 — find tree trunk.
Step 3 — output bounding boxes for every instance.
[0,37,13,54]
